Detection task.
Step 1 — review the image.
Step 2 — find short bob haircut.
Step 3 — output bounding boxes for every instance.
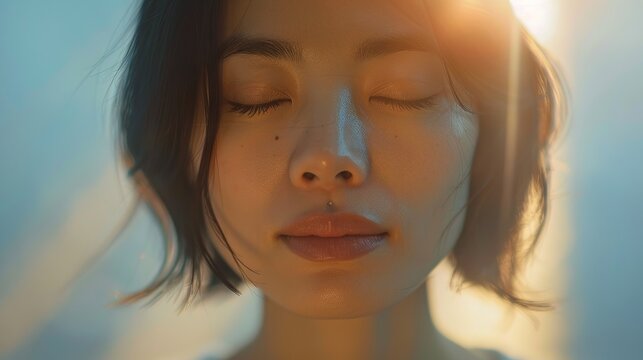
[114,0,565,310]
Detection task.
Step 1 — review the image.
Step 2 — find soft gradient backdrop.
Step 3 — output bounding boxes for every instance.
[1,0,641,359]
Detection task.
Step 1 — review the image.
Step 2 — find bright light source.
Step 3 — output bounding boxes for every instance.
[510,0,558,43]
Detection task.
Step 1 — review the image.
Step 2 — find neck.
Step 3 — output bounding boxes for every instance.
[244,280,460,360]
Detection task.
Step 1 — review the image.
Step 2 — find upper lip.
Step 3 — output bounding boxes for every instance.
[278,212,388,238]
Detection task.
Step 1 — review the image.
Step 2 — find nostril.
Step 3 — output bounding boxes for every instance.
[302,171,351,182]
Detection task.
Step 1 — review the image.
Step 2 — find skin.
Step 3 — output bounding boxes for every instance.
[193,0,484,359]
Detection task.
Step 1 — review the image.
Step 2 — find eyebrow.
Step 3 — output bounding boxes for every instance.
[219,35,303,62]
[219,34,434,62]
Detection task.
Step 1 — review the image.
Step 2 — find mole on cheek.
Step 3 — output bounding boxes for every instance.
[275,135,280,140]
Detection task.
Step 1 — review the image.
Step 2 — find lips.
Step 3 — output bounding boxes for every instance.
[280,234,387,261]
[277,212,388,261]
[278,212,388,238]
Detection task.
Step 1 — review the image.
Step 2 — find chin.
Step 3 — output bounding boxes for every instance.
[268,280,395,319]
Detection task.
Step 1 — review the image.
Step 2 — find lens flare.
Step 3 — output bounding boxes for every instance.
[510,0,557,43]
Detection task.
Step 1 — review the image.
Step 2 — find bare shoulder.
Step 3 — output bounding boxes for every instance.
[200,349,517,360]
[199,345,516,360]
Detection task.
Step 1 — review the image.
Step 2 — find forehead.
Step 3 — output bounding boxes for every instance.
[223,0,434,61]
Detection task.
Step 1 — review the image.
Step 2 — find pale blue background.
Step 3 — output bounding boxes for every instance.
[1,0,642,359]
[0,1,159,358]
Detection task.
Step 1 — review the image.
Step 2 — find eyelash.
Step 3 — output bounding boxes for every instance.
[369,95,438,111]
[228,99,291,117]
[226,95,438,117]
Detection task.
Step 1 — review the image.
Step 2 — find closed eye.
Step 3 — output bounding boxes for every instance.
[369,95,438,111]
[227,99,291,117]
[226,95,438,117]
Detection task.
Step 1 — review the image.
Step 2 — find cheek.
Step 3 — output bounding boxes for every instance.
[383,109,478,208]
[212,126,288,206]
[205,124,289,265]
[385,109,478,266]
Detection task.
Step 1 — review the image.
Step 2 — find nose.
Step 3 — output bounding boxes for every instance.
[289,87,370,192]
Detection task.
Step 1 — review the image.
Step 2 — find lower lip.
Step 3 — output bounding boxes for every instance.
[279,234,387,261]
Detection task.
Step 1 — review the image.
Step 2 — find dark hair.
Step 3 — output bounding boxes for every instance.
[113,0,566,310]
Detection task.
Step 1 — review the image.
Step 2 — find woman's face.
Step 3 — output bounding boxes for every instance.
[202,0,478,318]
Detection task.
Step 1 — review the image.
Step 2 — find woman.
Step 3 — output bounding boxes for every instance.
[115,0,565,359]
